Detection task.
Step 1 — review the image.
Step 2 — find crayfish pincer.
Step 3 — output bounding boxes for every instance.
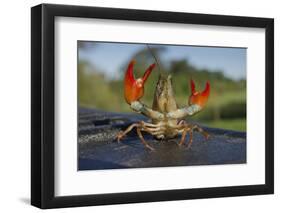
[116,60,210,151]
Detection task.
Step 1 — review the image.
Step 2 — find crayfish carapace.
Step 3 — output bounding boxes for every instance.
[116,60,210,151]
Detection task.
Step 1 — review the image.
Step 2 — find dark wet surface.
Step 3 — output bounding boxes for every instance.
[78,107,246,170]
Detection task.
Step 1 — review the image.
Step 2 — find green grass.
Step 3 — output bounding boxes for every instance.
[204,118,246,132]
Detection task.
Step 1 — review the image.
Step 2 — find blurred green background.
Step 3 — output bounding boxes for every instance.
[78,42,246,132]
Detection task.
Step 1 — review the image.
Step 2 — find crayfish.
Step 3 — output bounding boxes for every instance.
[116,60,210,151]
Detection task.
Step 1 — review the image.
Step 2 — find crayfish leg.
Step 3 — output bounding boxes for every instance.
[136,128,155,151]
[177,122,209,149]
[115,121,155,151]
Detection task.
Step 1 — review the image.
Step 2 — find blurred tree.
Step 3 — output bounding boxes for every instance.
[169,59,193,74]
[119,46,166,79]
[78,61,122,111]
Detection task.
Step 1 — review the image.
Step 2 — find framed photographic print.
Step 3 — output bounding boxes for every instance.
[31,3,274,209]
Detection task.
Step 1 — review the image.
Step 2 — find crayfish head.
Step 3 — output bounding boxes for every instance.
[189,79,210,108]
[152,74,178,113]
[124,60,155,104]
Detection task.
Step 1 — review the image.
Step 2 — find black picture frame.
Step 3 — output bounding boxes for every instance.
[31,3,274,209]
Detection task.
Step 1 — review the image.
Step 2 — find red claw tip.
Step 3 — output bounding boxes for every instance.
[124,60,155,104]
[142,63,156,83]
[189,80,210,108]
[125,60,136,84]
[190,79,196,94]
[202,81,210,97]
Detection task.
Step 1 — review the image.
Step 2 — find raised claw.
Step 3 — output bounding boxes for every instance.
[189,79,210,108]
[124,60,156,104]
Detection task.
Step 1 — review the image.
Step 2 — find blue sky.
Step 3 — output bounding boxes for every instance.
[78,42,246,80]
